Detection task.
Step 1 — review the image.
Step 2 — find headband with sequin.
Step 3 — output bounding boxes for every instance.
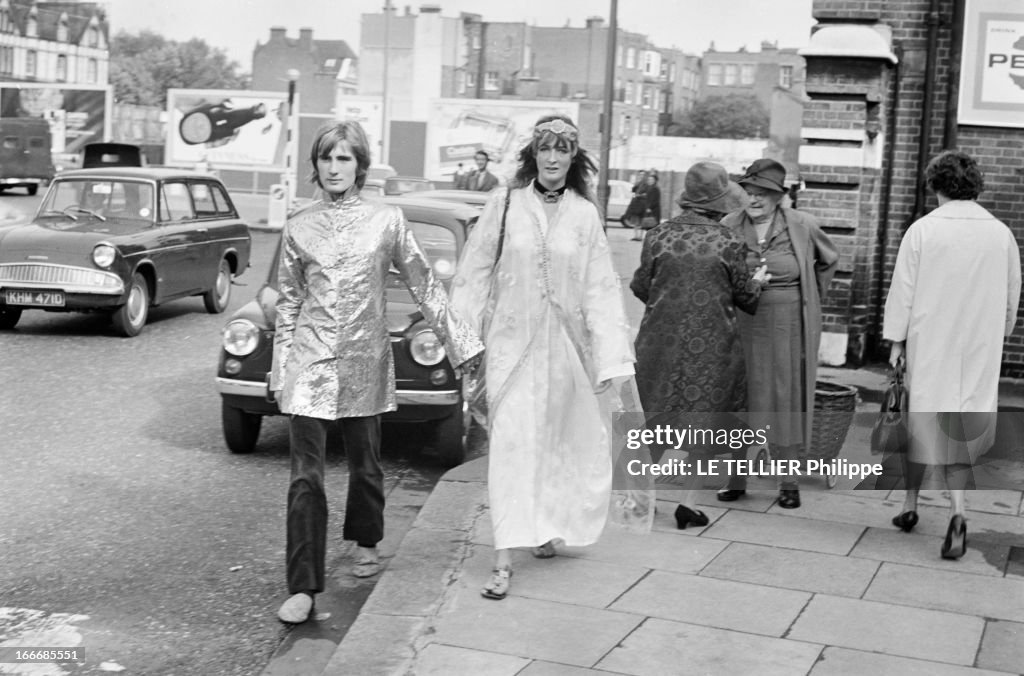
[533,119,579,143]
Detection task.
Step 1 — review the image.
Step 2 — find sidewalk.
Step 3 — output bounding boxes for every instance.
[324,369,1024,676]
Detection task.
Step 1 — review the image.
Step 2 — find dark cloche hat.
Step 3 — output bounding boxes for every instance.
[677,161,749,213]
[737,158,787,193]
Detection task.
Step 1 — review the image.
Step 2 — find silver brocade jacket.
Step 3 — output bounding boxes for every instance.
[270,195,484,420]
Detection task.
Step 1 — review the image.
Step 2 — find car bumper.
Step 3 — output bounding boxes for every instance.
[215,377,461,407]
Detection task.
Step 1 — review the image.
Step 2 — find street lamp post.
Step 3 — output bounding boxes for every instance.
[598,0,619,224]
[285,68,300,209]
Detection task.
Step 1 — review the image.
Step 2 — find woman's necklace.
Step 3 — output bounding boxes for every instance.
[534,181,567,203]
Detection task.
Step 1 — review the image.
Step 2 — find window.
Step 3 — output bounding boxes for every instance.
[522,45,531,71]
[484,71,498,91]
[741,64,755,85]
[26,15,37,37]
[669,63,676,83]
[208,183,236,216]
[624,82,633,105]
[620,114,630,135]
[29,137,46,150]
[160,183,194,222]
[86,25,99,48]
[25,51,36,78]
[0,47,12,76]
[457,71,466,94]
[643,52,657,76]
[0,9,10,33]
[779,65,793,89]
[56,17,68,43]
[641,87,651,109]
[466,72,476,89]
[87,59,98,84]
[2,136,19,150]
[56,55,67,82]
[324,58,337,68]
[724,64,738,85]
[190,183,219,218]
[640,122,649,136]
[472,33,481,50]
[707,64,722,85]
[626,47,635,69]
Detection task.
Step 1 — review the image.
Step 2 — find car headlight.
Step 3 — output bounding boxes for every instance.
[92,243,117,268]
[223,319,260,356]
[409,329,445,366]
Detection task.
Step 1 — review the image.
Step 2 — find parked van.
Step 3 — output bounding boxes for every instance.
[0,118,55,195]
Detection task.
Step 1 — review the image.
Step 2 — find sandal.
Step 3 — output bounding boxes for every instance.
[531,540,557,559]
[481,567,512,600]
[352,547,381,578]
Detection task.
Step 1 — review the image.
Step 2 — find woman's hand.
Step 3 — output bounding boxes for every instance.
[459,353,484,377]
[889,341,905,368]
[752,264,772,288]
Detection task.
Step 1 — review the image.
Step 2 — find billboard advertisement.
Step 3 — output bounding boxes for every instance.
[958,0,1024,127]
[333,95,385,165]
[425,99,580,183]
[0,83,112,168]
[166,89,289,168]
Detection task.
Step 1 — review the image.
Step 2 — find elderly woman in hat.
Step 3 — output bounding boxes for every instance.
[717,158,839,509]
[631,162,768,528]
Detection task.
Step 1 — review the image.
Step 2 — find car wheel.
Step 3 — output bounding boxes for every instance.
[203,258,232,314]
[27,185,38,196]
[112,272,150,337]
[0,306,22,330]
[433,406,466,467]
[222,401,261,453]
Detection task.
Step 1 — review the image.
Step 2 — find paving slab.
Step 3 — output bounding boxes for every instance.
[596,617,823,676]
[410,643,529,676]
[518,662,629,675]
[977,619,1024,673]
[609,570,811,636]
[458,543,649,609]
[429,594,643,667]
[769,490,905,527]
[850,527,1010,577]
[810,646,1015,676]
[322,614,421,675]
[558,527,729,575]
[788,594,985,665]
[864,563,1024,622]
[701,509,866,555]
[700,542,880,597]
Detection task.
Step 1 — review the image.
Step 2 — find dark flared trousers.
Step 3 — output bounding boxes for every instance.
[286,414,384,594]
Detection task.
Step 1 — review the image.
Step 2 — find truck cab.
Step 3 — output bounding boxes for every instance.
[0,117,55,195]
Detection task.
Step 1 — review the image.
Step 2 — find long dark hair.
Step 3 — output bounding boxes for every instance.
[511,114,597,200]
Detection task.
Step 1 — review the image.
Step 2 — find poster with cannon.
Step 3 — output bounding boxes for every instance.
[165,89,290,168]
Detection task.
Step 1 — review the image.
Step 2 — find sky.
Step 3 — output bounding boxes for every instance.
[103,0,817,70]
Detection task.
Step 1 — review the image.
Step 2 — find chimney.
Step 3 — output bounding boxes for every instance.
[299,28,313,50]
[586,16,604,29]
[269,26,286,42]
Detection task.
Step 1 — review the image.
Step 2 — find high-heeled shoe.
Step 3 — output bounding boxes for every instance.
[891,510,919,532]
[674,505,709,530]
[941,515,967,560]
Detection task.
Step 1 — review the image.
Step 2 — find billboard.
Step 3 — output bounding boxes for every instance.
[333,95,385,165]
[959,0,1024,127]
[0,82,113,168]
[425,99,580,183]
[166,89,289,168]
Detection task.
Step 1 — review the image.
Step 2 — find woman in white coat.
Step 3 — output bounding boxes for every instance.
[883,150,1021,559]
[451,115,636,599]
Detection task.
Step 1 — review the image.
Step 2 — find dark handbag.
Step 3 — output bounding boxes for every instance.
[640,210,658,229]
[870,361,909,456]
[464,190,511,426]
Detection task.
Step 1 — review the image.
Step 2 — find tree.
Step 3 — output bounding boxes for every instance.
[110,31,248,107]
[671,94,770,139]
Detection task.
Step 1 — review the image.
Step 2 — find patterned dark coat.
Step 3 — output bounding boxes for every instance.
[631,210,761,421]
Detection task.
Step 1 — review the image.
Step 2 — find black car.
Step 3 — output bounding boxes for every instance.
[215,196,479,465]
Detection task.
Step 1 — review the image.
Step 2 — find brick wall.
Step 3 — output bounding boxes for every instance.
[811,0,1024,375]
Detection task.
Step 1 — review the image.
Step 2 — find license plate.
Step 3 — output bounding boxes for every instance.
[5,289,65,307]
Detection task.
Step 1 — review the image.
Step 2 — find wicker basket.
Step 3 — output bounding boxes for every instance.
[806,380,859,462]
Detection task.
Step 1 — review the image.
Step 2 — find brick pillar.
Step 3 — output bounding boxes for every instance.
[798,23,898,366]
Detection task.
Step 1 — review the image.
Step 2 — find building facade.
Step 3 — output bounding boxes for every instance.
[799,0,1024,374]
[0,0,108,84]
[251,26,357,115]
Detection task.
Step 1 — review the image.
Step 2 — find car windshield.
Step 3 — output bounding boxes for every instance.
[39,179,155,223]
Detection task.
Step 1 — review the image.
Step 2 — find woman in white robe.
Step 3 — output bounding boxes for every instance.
[883,150,1021,559]
[451,115,636,599]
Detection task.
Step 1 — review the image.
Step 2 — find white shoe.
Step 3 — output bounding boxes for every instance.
[277,592,313,624]
[352,546,381,578]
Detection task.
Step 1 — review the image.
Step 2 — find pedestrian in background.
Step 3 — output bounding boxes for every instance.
[718,158,839,509]
[884,150,1020,559]
[451,114,636,600]
[631,162,768,528]
[640,169,662,233]
[625,170,649,240]
[463,150,500,192]
[270,121,484,623]
[453,162,468,190]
